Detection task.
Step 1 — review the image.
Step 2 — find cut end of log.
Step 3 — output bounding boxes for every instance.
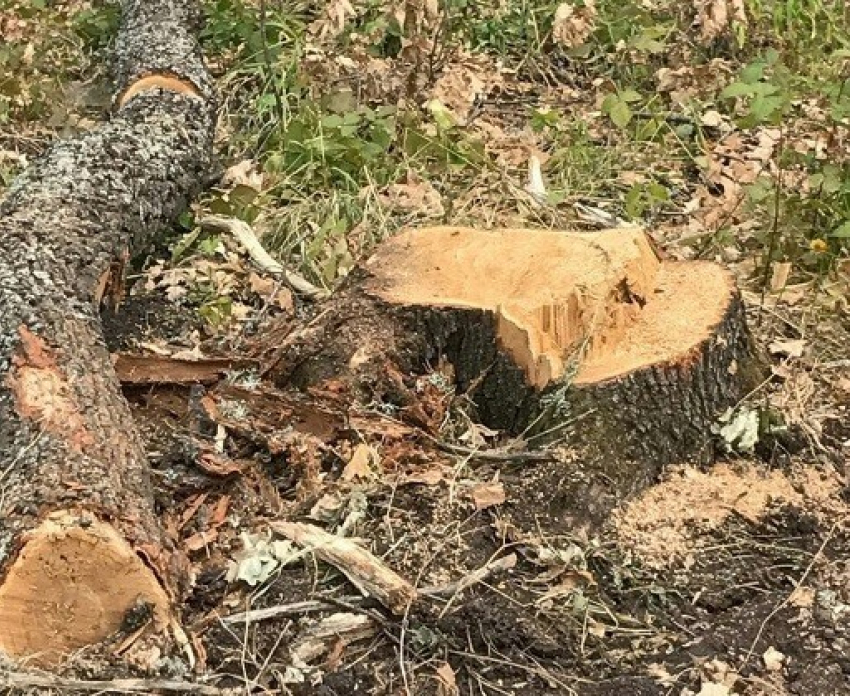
[117,74,200,109]
[0,511,170,665]
[366,226,676,388]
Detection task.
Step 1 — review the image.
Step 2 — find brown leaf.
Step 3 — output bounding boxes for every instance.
[699,0,747,42]
[221,158,263,191]
[400,467,445,486]
[435,662,459,696]
[376,171,444,217]
[342,443,378,481]
[471,480,506,510]
[552,1,597,48]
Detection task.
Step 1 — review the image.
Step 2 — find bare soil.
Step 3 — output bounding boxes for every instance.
[92,288,850,696]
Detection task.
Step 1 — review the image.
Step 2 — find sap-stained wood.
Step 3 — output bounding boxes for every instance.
[262,226,758,491]
[0,0,214,664]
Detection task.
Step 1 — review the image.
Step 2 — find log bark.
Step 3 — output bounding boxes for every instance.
[258,226,761,494]
[0,0,214,663]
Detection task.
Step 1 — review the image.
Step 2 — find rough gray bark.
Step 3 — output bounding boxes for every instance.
[0,0,214,663]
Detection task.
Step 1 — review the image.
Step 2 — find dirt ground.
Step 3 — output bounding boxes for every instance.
[89,284,850,696]
[2,1,850,695]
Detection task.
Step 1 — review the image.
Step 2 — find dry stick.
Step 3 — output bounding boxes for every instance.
[418,553,518,597]
[741,515,845,668]
[199,215,327,299]
[221,597,359,625]
[271,521,417,615]
[0,672,232,695]
[221,552,519,625]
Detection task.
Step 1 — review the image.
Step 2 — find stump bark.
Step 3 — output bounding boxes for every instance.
[0,0,214,663]
[261,226,759,492]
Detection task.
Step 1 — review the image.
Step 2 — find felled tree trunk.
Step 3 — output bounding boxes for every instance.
[0,0,214,664]
[260,226,759,492]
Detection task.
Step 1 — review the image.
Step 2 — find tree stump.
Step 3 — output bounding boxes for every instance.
[262,226,758,491]
[0,0,214,664]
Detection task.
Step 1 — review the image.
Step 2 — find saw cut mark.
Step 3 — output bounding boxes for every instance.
[0,511,170,665]
[117,74,200,109]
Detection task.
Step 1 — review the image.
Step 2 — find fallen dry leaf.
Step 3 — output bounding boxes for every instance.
[221,158,263,191]
[552,0,597,48]
[471,480,506,510]
[400,467,445,486]
[429,58,499,126]
[376,171,444,217]
[342,443,379,481]
[435,662,459,696]
[698,0,747,42]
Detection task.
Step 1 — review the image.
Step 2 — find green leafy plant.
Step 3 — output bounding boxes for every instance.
[719,51,793,127]
[602,89,642,129]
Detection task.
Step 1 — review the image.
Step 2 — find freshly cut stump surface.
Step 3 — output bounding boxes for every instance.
[265,226,757,492]
[365,226,661,389]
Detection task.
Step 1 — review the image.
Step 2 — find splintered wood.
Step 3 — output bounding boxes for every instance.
[365,226,733,389]
[272,522,417,614]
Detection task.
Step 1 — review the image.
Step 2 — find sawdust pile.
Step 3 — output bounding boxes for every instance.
[613,461,845,569]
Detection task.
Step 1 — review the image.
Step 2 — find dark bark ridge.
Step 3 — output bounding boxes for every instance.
[0,0,214,664]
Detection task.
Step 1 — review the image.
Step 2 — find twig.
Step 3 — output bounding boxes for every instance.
[427,436,555,463]
[221,596,362,625]
[199,215,327,299]
[0,672,232,695]
[223,553,518,632]
[419,553,518,599]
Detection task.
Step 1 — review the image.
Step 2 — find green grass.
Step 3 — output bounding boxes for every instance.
[5,0,846,300]
[194,0,846,290]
